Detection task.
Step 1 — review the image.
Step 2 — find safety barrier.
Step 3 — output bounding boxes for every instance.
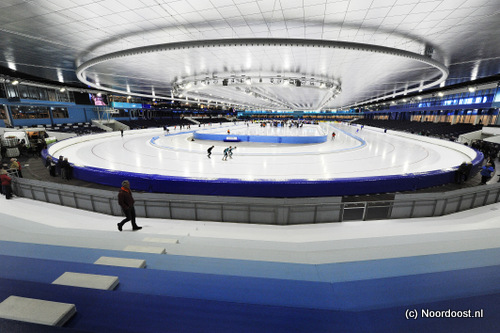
[11,177,500,225]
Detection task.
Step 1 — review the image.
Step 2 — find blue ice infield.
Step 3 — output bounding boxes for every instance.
[192,130,328,144]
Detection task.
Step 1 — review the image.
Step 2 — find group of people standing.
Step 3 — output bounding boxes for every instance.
[45,155,72,180]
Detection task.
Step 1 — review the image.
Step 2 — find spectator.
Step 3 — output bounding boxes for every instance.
[46,156,56,177]
[480,163,494,185]
[117,180,142,231]
[9,158,22,178]
[60,157,70,180]
[64,157,72,180]
[0,169,12,199]
[455,162,468,184]
[56,155,64,176]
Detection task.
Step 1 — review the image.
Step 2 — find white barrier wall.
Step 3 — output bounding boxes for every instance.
[11,178,343,225]
[11,176,500,224]
[482,127,500,136]
[458,130,483,144]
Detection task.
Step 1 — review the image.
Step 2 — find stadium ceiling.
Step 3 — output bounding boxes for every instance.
[0,0,499,111]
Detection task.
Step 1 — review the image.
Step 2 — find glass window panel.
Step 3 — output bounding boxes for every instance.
[10,105,50,119]
[0,105,6,119]
[18,85,29,98]
[51,107,69,118]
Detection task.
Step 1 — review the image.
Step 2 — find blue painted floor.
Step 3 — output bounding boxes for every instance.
[2,199,500,331]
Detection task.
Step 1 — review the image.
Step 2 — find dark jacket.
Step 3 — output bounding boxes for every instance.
[118,188,134,210]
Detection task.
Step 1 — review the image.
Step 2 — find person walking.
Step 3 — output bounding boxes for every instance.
[207,145,214,158]
[117,180,142,231]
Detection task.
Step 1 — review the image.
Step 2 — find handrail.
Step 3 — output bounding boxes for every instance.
[11,177,500,225]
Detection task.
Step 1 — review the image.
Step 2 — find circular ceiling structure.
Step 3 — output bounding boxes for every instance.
[76,38,449,111]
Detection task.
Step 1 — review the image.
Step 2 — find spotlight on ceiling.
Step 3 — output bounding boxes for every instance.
[12,80,19,85]
[468,87,476,92]
[59,87,66,92]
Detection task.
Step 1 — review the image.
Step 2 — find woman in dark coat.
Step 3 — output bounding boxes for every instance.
[117,180,142,231]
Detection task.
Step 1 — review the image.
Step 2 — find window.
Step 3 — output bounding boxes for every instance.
[10,105,50,119]
[16,84,51,100]
[0,105,6,119]
[5,83,19,98]
[51,107,69,118]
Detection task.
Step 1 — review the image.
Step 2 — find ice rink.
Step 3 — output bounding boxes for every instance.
[48,122,476,182]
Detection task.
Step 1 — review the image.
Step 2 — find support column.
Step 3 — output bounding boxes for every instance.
[450,111,458,125]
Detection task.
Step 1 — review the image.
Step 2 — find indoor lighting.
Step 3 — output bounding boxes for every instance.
[468,87,476,92]
[59,87,66,92]
[12,80,19,85]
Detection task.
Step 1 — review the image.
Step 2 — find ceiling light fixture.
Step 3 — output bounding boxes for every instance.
[171,73,341,111]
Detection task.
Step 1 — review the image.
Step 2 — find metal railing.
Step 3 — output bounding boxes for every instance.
[11,177,500,225]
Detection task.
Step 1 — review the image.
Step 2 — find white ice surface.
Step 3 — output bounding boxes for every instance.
[48,122,473,181]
